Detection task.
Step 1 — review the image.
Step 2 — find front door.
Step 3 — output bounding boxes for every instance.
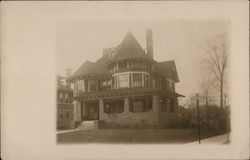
[84,101,99,120]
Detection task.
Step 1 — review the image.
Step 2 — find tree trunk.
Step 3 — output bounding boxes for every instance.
[220,78,223,108]
[206,96,209,121]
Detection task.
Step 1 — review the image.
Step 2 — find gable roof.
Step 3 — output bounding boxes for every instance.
[94,53,111,75]
[152,60,180,82]
[111,32,152,61]
[67,61,98,80]
[68,54,112,81]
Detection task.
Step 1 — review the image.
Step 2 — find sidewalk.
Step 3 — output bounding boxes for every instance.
[187,133,230,144]
[57,129,80,134]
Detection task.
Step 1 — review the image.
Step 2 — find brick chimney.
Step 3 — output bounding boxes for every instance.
[66,68,71,88]
[146,29,153,59]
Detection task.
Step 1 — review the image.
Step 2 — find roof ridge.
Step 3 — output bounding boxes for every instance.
[111,31,150,61]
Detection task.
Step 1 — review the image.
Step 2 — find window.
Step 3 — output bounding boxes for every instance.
[167,79,175,91]
[65,93,69,103]
[155,79,162,89]
[77,80,85,92]
[118,74,129,88]
[59,110,63,118]
[144,74,149,87]
[84,79,89,92]
[132,73,142,87]
[172,82,175,91]
[65,111,70,118]
[104,100,124,114]
[170,99,175,113]
[130,97,152,113]
[160,98,168,112]
[59,93,64,102]
[89,79,97,92]
[112,72,149,89]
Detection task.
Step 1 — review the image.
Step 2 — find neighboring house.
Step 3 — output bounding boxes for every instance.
[57,74,74,129]
[67,29,184,128]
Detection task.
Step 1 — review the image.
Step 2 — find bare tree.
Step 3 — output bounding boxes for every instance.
[203,34,229,108]
[200,76,215,107]
[199,76,214,121]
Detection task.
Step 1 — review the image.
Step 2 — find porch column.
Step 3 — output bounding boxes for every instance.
[99,99,104,120]
[124,96,129,113]
[73,101,77,121]
[73,101,81,121]
[77,101,82,121]
[152,95,159,113]
[152,95,160,124]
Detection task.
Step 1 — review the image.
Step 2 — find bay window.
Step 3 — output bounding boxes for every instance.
[132,73,142,87]
[144,74,149,87]
[118,74,129,88]
[112,72,150,89]
[89,79,97,92]
[77,80,85,92]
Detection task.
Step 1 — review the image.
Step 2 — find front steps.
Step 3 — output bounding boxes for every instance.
[77,120,99,130]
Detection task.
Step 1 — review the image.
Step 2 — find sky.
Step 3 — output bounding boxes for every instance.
[57,20,229,105]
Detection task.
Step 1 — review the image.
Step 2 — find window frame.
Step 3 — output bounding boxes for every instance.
[129,96,152,113]
[104,99,124,114]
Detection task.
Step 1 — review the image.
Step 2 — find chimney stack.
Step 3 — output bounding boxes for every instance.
[146,29,153,59]
[66,68,71,88]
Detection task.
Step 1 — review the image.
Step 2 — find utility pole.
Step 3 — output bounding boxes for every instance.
[196,93,201,144]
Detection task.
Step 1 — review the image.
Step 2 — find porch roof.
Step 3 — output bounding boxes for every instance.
[74,88,184,100]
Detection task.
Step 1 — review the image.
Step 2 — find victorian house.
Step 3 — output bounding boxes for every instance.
[67,29,184,128]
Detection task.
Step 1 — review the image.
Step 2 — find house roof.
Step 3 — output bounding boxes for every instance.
[152,60,180,82]
[94,52,110,75]
[110,32,152,62]
[68,54,112,81]
[68,32,179,82]
[68,61,99,80]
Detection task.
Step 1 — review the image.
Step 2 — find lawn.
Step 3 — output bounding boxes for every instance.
[57,128,222,143]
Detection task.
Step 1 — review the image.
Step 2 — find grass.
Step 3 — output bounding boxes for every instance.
[57,128,222,144]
